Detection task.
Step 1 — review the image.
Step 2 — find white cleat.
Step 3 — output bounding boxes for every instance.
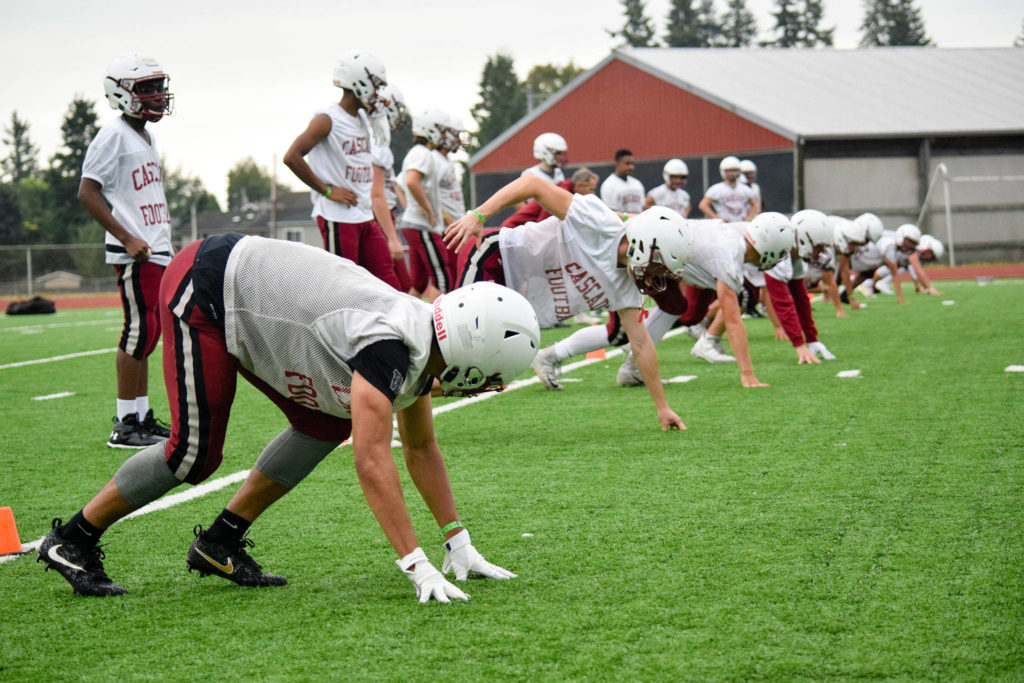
[684,320,709,340]
[531,346,564,390]
[690,335,737,364]
[571,312,603,325]
[616,352,644,386]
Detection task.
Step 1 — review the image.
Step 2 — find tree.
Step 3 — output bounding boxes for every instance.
[1015,20,1024,47]
[0,183,24,244]
[162,163,220,231]
[227,157,272,211]
[609,0,658,47]
[44,95,99,243]
[695,0,726,48]
[524,61,585,111]
[860,0,931,47]
[665,0,704,47]
[720,0,758,47]
[2,111,39,183]
[764,0,834,47]
[470,53,526,151]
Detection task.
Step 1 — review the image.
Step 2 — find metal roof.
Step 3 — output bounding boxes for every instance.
[619,46,1024,141]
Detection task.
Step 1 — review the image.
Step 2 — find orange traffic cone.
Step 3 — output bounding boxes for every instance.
[585,348,607,360]
[0,507,22,554]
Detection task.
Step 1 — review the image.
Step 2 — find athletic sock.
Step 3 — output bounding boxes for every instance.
[203,509,251,543]
[58,510,104,544]
[136,396,149,419]
[116,399,137,422]
[553,325,609,360]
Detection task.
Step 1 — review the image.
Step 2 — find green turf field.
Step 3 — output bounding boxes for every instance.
[2,280,1022,680]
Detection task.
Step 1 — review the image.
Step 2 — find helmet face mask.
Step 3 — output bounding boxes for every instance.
[625,207,695,296]
[105,54,174,122]
[441,113,467,153]
[792,209,833,268]
[432,282,540,397]
[377,84,408,131]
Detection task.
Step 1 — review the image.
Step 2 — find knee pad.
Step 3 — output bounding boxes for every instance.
[254,427,340,489]
[114,442,181,508]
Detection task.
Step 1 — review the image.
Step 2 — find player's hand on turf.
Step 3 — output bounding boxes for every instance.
[849,299,862,310]
[774,326,788,341]
[741,371,768,388]
[835,309,847,318]
[397,547,469,603]
[808,341,836,360]
[442,530,517,581]
[796,344,820,364]
[926,286,941,296]
[657,406,686,431]
[444,213,483,254]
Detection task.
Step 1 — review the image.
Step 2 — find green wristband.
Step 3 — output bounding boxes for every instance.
[324,186,332,198]
[468,209,486,223]
[440,520,463,535]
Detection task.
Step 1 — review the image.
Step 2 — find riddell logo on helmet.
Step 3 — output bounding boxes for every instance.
[432,301,447,341]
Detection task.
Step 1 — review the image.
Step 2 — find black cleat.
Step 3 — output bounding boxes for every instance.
[140,409,171,439]
[37,519,127,597]
[107,413,162,449]
[186,525,287,587]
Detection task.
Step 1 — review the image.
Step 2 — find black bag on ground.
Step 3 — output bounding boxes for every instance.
[5,296,57,315]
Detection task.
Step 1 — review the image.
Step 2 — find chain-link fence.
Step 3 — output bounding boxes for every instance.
[0,243,116,296]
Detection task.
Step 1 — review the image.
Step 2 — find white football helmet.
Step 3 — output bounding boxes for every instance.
[432,282,541,396]
[332,50,387,112]
[895,223,922,245]
[833,217,866,255]
[792,209,833,268]
[625,206,695,295]
[918,234,944,260]
[442,113,467,152]
[533,133,567,167]
[855,213,884,243]
[739,159,757,174]
[412,108,447,146]
[719,155,741,180]
[104,54,173,122]
[745,212,796,269]
[377,84,408,131]
[662,158,689,185]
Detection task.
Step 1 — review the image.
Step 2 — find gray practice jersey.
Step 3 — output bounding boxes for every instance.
[223,236,434,417]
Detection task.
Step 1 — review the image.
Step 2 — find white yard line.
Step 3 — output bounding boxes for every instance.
[2,328,687,564]
[0,348,116,370]
[32,392,76,401]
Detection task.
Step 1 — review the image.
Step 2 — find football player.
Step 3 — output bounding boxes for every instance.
[501,168,598,228]
[39,234,540,602]
[739,159,762,212]
[873,234,943,296]
[616,213,796,388]
[445,174,685,431]
[599,148,646,214]
[522,132,568,184]
[369,83,412,292]
[833,216,871,311]
[644,159,691,217]
[846,223,922,304]
[698,156,758,223]
[284,50,403,290]
[81,54,175,449]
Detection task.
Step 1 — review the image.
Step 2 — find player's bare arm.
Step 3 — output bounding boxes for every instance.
[837,254,862,310]
[350,370,419,557]
[370,165,406,261]
[284,114,357,207]
[747,197,760,221]
[821,271,846,317]
[396,395,462,540]
[404,169,436,227]
[619,308,686,431]
[445,175,573,253]
[884,257,907,303]
[718,280,767,387]
[698,196,716,219]
[78,177,151,262]
[907,251,939,295]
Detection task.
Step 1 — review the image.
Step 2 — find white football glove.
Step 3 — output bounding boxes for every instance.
[396,547,468,604]
[808,341,836,360]
[442,529,517,581]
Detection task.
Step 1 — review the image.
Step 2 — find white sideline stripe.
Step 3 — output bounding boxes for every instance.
[3,327,689,567]
[1,317,119,334]
[32,392,75,401]
[0,348,116,370]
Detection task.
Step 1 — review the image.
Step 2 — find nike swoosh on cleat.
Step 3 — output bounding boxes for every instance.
[194,548,234,574]
[48,545,86,572]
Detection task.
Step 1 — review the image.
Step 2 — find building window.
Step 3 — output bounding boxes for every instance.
[284,229,304,242]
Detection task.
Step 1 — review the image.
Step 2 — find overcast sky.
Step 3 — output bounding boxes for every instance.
[2,0,1021,206]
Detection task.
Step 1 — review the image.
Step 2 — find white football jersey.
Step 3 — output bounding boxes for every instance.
[764,252,807,283]
[850,231,897,271]
[680,220,746,293]
[600,174,645,214]
[521,164,565,184]
[307,103,374,223]
[223,236,433,418]
[647,184,691,216]
[498,193,641,327]
[82,117,173,266]
[371,144,399,211]
[434,150,465,219]
[704,182,755,222]
[398,144,442,233]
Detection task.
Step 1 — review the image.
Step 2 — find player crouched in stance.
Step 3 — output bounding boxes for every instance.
[762,209,837,362]
[39,234,539,603]
[445,174,685,431]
